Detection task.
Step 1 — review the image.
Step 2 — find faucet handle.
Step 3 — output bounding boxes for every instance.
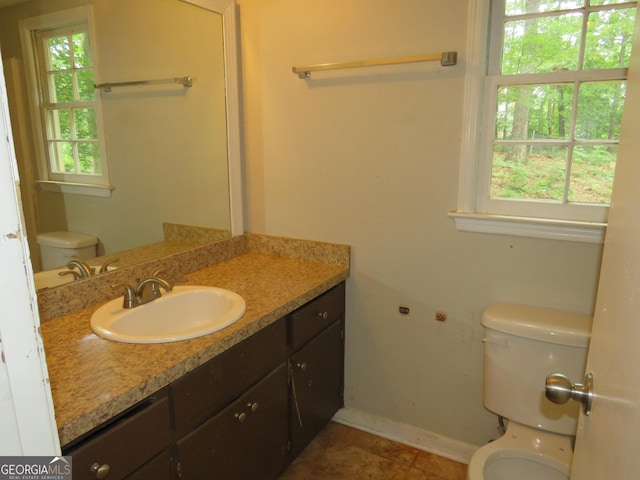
[58,270,82,281]
[152,267,167,277]
[111,283,139,309]
[152,268,173,290]
[66,259,93,278]
[99,258,120,273]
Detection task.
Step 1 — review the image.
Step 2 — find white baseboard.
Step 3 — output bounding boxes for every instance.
[332,407,479,464]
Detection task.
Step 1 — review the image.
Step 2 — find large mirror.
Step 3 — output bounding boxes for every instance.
[0,0,243,288]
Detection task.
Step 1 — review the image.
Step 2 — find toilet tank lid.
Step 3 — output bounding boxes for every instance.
[36,231,98,248]
[481,303,593,347]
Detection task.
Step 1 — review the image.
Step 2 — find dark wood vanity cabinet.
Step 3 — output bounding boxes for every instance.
[125,448,176,480]
[289,321,344,458]
[172,318,289,480]
[177,364,289,480]
[63,282,345,480]
[288,283,346,458]
[63,392,174,480]
[171,319,288,439]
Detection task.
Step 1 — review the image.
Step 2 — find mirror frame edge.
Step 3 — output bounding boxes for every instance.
[181,0,244,236]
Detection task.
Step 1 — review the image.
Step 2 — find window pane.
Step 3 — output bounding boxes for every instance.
[72,32,92,68]
[505,1,585,15]
[491,145,568,201]
[47,36,71,70]
[49,141,74,173]
[77,142,101,174]
[47,109,71,140]
[496,84,574,140]
[584,7,636,70]
[50,72,74,102]
[73,108,98,139]
[569,145,616,203]
[576,81,626,140]
[591,0,635,6]
[77,69,95,101]
[502,13,582,74]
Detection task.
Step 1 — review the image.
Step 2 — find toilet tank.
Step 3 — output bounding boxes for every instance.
[482,303,592,435]
[37,231,98,270]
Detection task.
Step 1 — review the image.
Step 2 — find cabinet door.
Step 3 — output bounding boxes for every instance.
[177,364,289,480]
[172,319,286,437]
[64,395,172,480]
[289,321,344,458]
[125,448,176,480]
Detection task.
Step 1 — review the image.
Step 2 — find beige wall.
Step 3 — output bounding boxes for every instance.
[239,0,603,445]
[0,0,229,260]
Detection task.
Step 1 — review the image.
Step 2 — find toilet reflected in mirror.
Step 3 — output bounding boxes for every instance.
[37,231,98,271]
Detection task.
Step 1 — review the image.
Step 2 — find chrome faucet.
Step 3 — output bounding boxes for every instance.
[112,268,173,309]
[60,258,120,281]
[63,259,93,278]
[136,274,173,304]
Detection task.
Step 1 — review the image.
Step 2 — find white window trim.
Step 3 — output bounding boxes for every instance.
[19,6,113,198]
[449,0,609,244]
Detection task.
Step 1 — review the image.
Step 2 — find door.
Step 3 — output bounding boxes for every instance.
[0,54,59,453]
[569,15,640,479]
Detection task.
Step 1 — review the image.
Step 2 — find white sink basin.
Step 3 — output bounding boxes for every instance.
[90,286,246,343]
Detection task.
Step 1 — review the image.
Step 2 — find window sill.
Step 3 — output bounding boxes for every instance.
[448,211,606,244]
[37,180,114,198]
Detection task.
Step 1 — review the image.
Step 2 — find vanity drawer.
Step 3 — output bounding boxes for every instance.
[64,394,172,480]
[289,283,345,350]
[172,318,286,435]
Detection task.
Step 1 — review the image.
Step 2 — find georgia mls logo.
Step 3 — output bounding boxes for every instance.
[0,456,72,480]
[48,456,71,474]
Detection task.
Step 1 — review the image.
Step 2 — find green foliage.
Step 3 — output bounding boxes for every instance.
[44,30,99,175]
[491,148,616,204]
[491,1,635,204]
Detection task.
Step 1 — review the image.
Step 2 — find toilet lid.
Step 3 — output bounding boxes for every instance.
[36,231,98,248]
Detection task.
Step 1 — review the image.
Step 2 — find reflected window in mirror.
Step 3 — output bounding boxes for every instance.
[0,0,241,282]
[21,7,112,197]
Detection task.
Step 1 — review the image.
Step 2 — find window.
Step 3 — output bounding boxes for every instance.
[20,7,112,197]
[451,0,637,243]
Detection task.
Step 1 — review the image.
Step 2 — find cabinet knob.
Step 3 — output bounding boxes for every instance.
[318,311,329,320]
[235,412,247,423]
[296,362,308,371]
[90,463,111,479]
[248,401,259,413]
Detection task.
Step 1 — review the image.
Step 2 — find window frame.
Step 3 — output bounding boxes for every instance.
[450,0,636,244]
[19,6,113,198]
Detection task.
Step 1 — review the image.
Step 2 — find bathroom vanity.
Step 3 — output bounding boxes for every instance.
[40,235,349,480]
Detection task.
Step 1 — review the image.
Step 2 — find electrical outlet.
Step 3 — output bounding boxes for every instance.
[398,305,410,316]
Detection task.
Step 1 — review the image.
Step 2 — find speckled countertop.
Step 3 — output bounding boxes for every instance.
[39,234,349,447]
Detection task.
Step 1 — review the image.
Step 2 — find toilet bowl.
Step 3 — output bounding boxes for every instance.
[467,303,592,480]
[466,422,571,480]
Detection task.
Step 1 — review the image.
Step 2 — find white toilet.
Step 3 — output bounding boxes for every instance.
[467,303,592,480]
[36,231,99,270]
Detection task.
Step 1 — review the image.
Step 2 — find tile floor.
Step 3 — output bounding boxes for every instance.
[279,422,468,480]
